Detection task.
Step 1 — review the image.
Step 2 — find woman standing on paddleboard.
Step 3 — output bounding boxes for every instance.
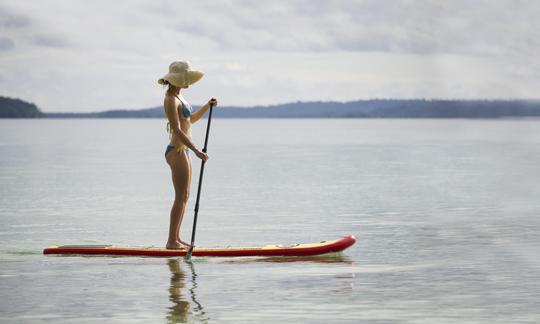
[158,61,218,250]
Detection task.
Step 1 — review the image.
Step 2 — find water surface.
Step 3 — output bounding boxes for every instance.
[1,118,539,323]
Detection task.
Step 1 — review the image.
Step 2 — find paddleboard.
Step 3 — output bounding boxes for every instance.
[43,235,356,257]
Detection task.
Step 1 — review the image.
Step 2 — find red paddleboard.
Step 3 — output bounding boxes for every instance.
[43,235,356,257]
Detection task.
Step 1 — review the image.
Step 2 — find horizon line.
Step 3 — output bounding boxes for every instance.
[41,97,540,114]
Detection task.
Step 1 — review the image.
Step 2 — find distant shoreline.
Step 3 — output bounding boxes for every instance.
[2,96,540,119]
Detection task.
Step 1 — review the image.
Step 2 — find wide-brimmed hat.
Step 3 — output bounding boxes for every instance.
[158,61,204,87]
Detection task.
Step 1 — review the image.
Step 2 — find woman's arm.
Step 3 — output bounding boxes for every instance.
[190,103,211,124]
[191,98,218,123]
[164,97,199,152]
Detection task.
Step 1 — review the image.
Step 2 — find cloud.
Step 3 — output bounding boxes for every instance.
[33,34,71,48]
[0,4,30,29]
[0,37,15,50]
[161,0,540,57]
[0,0,539,112]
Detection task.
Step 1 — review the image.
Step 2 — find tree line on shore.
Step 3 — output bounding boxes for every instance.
[0,96,44,118]
[2,96,540,119]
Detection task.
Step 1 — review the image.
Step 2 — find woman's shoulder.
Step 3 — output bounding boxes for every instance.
[164,94,175,103]
[165,94,180,107]
[164,97,179,117]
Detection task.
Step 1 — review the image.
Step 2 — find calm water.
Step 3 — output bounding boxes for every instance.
[1,118,539,323]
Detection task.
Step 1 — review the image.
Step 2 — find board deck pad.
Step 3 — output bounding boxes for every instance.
[43,235,356,257]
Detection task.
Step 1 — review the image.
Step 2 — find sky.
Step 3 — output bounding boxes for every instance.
[0,0,539,112]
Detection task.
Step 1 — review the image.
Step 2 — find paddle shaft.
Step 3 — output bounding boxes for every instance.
[187,102,215,258]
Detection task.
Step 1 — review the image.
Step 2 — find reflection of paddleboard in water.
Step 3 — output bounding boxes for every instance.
[43,235,356,257]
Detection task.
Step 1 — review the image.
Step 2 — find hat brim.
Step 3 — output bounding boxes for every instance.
[158,70,204,87]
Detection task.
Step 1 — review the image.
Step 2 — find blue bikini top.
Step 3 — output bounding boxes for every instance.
[164,95,193,138]
[176,95,192,119]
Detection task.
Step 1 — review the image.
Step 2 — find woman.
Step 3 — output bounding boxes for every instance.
[158,61,218,250]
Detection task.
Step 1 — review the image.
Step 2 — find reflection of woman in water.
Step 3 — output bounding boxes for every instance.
[167,258,208,323]
[167,259,189,323]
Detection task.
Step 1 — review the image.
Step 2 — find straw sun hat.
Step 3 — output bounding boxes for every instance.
[158,61,204,88]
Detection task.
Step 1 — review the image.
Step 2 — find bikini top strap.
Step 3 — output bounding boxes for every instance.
[164,95,191,137]
[175,95,192,118]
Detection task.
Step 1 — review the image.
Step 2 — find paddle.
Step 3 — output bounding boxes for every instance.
[186,99,216,259]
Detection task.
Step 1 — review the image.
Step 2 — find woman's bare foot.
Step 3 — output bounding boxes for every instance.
[178,239,192,248]
[166,241,186,250]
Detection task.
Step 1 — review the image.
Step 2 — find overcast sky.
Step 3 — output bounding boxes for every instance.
[1,0,539,112]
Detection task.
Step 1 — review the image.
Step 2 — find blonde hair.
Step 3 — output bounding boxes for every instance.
[162,80,177,137]
[162,79,181,93]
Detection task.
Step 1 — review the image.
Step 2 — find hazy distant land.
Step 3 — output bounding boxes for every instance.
[2,96,540,119]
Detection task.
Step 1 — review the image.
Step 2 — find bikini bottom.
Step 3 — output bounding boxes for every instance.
[165,145,189,157]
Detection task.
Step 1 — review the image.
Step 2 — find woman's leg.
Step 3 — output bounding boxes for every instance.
[177,150,192,247]
[166,150,190,249]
